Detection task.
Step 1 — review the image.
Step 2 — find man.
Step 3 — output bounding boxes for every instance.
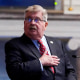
[5,5,76,80]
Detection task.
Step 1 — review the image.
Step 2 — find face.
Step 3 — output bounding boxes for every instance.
[24,11,48,40]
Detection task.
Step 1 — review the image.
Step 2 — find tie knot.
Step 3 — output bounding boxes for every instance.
[38,40,43,45]
[38,40,45,48]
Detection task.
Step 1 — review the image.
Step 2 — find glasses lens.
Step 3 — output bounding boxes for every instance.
[34,18,39,22]
[28,18,32,22]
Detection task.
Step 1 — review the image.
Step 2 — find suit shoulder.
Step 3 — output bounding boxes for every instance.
[46,36,61,43]
[5,37,21,45]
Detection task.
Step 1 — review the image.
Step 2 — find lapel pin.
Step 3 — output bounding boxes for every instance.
[50,41,53,44]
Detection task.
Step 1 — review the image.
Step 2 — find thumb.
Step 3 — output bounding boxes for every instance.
[44,50,48,55]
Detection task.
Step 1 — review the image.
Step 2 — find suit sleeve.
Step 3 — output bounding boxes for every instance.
[5,41,42,80]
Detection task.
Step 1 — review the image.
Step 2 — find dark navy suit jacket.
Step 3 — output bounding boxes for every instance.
[5,34,76,80]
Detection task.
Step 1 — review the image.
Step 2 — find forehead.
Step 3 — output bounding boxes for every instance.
[25,11,43,18]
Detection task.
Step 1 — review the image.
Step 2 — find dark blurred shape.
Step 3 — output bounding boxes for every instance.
[0,0,55,8]
[72,55,80,58]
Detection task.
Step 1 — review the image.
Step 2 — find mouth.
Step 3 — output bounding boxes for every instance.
[29,26,37,31]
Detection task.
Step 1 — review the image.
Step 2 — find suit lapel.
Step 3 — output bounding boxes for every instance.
[46,36,58,74]
[21,34,41,58]
[46,36,58,56]
[27,43,41,58]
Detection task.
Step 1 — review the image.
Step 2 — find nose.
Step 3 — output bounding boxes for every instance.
[30,19,36,24]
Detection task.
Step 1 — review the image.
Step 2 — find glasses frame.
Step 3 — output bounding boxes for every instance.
[25,17,46,23]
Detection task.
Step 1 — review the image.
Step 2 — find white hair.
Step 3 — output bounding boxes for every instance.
[24,5,48,21]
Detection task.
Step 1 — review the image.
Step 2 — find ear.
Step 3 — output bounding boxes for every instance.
[45,22,48,28]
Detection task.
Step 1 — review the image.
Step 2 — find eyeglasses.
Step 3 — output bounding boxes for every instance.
[25,17,46,23]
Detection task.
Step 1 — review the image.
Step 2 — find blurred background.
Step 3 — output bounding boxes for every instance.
[0,0,80,80]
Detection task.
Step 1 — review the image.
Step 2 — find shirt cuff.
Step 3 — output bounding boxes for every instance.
[39,59,44,71]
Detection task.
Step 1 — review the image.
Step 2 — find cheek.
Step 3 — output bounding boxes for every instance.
[42,24,46,31]
[38,22,45,30]
[24,23,29,30]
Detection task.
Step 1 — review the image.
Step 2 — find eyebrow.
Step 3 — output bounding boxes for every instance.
[26,16,42,19]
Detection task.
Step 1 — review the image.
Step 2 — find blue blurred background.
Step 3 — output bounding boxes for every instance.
[0,39,10,80]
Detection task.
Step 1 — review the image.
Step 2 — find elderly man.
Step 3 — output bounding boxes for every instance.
[5,5,76,80]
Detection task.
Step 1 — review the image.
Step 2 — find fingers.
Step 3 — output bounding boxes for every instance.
[46,55,60,66]
[51,55,60,66]
[52,58,60,66]
[51,55,59,59]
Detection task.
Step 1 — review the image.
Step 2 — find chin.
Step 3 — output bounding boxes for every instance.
[31,35,42,40]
